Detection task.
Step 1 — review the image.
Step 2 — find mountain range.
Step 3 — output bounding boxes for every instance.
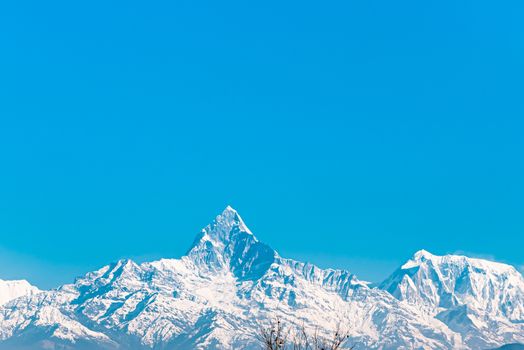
[0,206,522,349]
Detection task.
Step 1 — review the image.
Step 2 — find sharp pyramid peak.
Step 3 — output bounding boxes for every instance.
[223,205,237,213]
[187,206,255,253]
[186,207,277,280]
[218,205,240,219]
[213,205,253,235]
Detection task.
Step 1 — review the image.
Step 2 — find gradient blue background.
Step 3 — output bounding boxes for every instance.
[1,0,523,288]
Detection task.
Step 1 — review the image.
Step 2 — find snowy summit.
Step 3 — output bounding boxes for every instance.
[0,207,522,349]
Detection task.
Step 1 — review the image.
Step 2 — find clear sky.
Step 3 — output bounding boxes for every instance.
[0,0,523,289]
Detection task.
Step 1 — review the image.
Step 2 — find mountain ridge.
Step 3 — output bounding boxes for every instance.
[0,207,522,349]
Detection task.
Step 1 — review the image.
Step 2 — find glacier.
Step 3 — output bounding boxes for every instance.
[0,206,522,349]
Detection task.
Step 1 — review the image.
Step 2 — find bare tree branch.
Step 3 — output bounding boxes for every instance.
[258,318,351,350]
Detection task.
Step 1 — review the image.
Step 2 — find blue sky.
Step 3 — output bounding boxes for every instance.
[0,0,523,288]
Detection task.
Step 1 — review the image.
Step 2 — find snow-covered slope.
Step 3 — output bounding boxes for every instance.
[380,250,524,349]
[0,279,39,306]
[0,207,522,349]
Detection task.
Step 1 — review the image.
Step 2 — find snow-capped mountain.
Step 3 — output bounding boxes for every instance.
[380,249,524,349]
[0,206,522,349]
[0,279,39,306]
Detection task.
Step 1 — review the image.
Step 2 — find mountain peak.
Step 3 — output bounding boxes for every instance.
[402,250,519,275]
[188,207,254,254]
[223,205,236,213]
[186,207,276,280]
[413,249,434,260]
[400,249,435,269]
[212,206,253,238]
[381,248,524,347]
[1,207,523,349]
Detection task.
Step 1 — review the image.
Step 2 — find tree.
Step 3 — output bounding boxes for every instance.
[258,318,352,350]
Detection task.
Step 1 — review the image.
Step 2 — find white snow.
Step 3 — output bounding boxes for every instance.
[0,279,40,306]
[381,249,524,348]
[0,207,522,349]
